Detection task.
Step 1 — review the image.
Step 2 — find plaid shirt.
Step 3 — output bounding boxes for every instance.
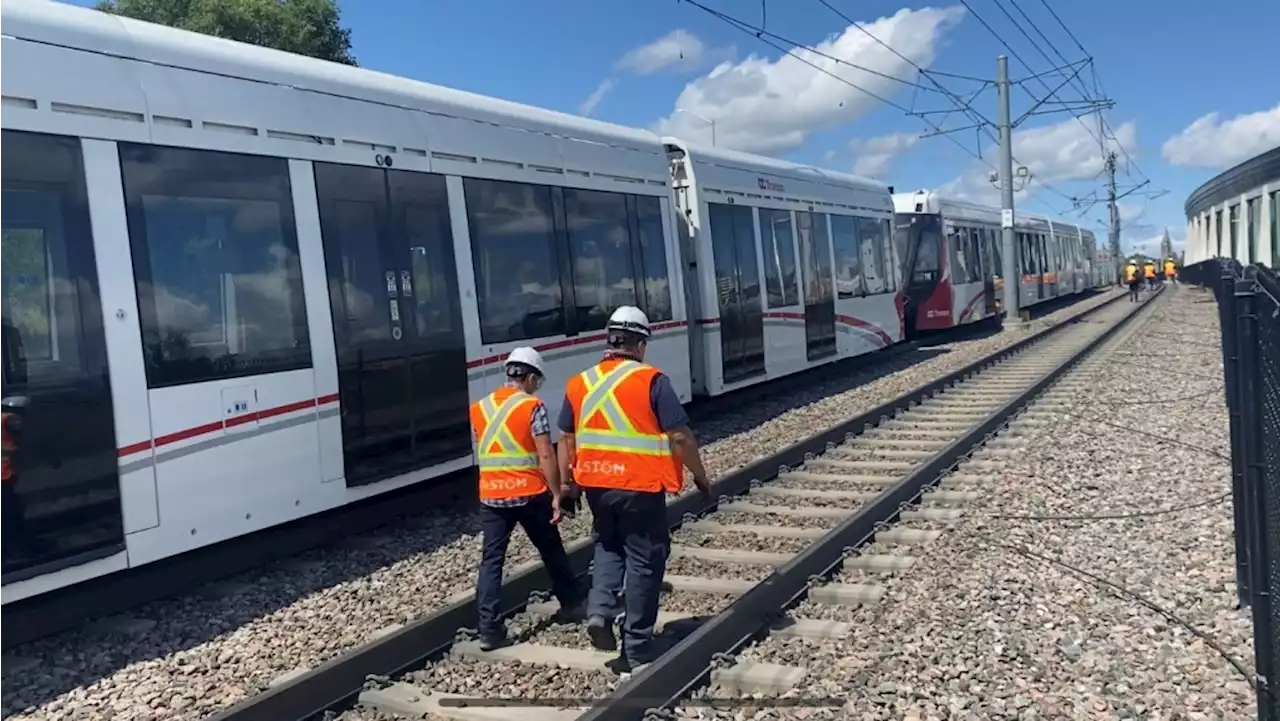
[480,399,550,509]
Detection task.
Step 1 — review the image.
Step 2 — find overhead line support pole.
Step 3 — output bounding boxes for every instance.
[1105,151,1121,283]
[997,55,1021,324]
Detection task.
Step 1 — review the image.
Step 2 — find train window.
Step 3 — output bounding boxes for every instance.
[2,131,108,391]
[964,229,983,283]
[396,175,465,343]
[119,144,311,388]
[634,196,673,322]
[859,216,889,294]
[797,211,834,305]
[564,188,639,331]
[759,208,798,308]
[881,220,897,292]
[830,215,864,298]
[910,221,940,283]
[950,229,970,284]
[465,179,565,343]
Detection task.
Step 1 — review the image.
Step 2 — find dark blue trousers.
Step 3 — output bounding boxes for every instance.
[584,487,669,660]
[477,492,578,636]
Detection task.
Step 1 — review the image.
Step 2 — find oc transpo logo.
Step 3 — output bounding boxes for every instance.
[757,177,785,192]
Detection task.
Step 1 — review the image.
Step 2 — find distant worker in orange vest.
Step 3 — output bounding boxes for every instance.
[1124,261,1141,302]
[1164,258,1177,284]
[1143,261,1156,290]
[470,346,582,651]
[557,305,712,673]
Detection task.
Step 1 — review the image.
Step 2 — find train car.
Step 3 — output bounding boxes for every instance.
[0,0,900,604]
[893,190,1099,333]
[0,0,694,602]
[668,141,902,396]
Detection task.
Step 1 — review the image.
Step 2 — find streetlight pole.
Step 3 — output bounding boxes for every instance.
[674,108,716,146]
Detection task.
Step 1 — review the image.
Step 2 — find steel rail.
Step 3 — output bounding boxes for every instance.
[209,287,1138,721]
[583,286,1162,720]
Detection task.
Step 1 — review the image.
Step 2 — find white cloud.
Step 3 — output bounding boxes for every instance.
[579,78,616,116]
[850,131,920,178]
[652,6,966,154]
[616,29,726,75]
[940,115,1139,208]
[1161,103,1280,169]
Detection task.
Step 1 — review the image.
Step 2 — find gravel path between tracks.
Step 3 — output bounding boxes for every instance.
[684,286,1253,720]
[0,291,1124,721]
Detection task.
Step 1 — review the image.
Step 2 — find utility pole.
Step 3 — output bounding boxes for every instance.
[996,56,1020,324]
[1105,151,1121,284]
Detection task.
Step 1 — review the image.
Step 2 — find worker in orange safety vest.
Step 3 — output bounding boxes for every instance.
[557,305,712,673]
[470,347,583,650]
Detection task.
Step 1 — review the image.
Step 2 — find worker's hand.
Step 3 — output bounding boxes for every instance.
[561,482,581,519]
[694,476,714,504]
[550,494,563,526]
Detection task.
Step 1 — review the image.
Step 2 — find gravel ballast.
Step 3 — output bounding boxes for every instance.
[0,291,1124,721]
[682,286,1254,720]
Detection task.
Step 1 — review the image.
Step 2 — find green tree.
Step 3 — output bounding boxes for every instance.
[95,0,357,66]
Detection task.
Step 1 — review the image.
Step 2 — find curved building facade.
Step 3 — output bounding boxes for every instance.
[1184,145,1280,267]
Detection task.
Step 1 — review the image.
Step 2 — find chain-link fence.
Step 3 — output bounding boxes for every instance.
[1181,258,1280,720]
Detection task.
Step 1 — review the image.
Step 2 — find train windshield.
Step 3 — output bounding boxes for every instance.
[895,214,942,285]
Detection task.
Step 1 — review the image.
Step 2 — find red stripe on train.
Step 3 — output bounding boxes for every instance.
[465,320,689,369]
[118,395,340,458]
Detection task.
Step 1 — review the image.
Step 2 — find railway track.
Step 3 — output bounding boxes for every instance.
[1,290,1093,653]
[204,287,1156,721]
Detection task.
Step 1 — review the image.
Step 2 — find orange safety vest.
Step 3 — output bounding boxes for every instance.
[565,357,681,494]
[0,414,14,481]
[469,386,547,502]
[1143,264,1156,279]
[1164,260,1176,277]
[1124,265,1137,282]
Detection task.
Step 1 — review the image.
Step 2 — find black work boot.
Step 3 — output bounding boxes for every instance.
[586,614,617,651]
[477,627,509,651]
[552,599,586,624]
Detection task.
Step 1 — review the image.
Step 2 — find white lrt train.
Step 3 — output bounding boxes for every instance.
[893,190,1101,333]
[0,0,909,601]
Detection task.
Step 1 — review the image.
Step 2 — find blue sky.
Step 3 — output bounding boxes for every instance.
[70,0,1280,255]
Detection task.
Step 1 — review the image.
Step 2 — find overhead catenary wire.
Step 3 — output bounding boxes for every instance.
[675,0,1001,174]
[676,0,1077,211]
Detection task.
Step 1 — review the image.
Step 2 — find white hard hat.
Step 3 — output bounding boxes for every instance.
[606,305,651,338]
[504,346,545,376]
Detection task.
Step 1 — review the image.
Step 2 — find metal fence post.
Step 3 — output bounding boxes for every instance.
[1218,262,1252,608]
[1237,274,1274,720]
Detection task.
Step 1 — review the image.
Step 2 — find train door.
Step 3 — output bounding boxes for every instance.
[798,211,836,360]
[314,163,471,487]
[2,130,123,583]
[895,214,944,335]
[707,203,765,384]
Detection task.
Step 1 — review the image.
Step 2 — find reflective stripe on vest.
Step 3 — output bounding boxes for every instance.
[476,391,539,471]
[471,388,547,501]
[575,361,672,456]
